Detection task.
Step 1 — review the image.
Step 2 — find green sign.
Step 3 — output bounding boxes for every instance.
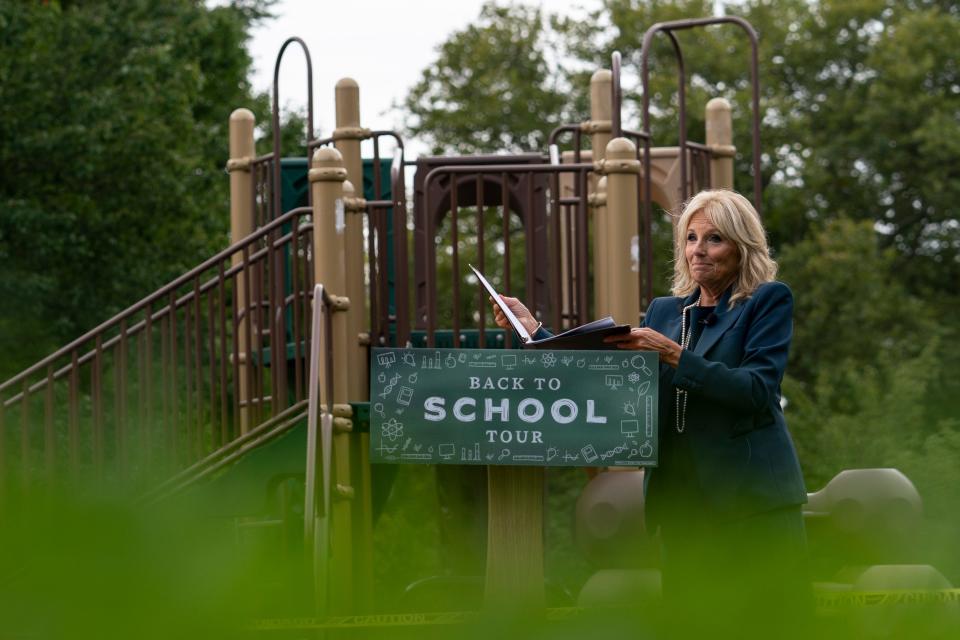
[369,348,658,468]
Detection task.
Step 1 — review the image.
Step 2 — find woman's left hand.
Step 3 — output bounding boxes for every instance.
[604,328,683,367]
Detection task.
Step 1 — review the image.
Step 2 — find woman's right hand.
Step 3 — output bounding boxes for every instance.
[490,296,539,335]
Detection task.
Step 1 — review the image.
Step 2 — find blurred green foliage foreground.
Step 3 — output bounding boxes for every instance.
[2,466,960,640]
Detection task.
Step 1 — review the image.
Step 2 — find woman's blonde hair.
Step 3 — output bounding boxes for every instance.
[671,189,777,307]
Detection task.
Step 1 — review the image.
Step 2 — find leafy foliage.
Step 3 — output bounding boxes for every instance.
[0,0,272,376]
[401,4,571,155]
[400,0,960,586]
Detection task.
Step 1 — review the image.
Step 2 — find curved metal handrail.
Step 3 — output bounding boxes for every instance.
[639,16,762,214]
[611,51,623,139]
[272,36,316,217]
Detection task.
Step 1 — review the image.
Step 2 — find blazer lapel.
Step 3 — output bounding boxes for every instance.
[664,292,697,342]
[692,287,745,357]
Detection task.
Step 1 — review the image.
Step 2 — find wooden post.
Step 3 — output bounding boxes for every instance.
[706,98,735,189]
[603,138,641,326]
[309,147,354,613]
[485,466,545,612]
[227,108,255,434]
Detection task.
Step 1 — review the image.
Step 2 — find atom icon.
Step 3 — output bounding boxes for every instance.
[541,352,557,367]
[628,372,641,384]
[381,418,404,441]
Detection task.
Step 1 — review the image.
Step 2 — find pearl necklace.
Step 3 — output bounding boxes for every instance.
[674,295,701,433]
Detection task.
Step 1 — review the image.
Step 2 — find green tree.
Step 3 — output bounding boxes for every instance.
[0,0,273,377]
[401,3,571,155]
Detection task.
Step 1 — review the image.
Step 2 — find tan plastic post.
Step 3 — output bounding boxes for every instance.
[590,177,609,316]
[334,78,369,405]
[228,108,255,434]
[309,147,353,613]
[603,138,641,326]
[342,179,375,613]
[706,98,735,189]
[590,70,613,317]
[559,150,592,330]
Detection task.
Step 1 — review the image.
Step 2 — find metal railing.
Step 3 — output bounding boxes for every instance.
[0,207,316,495]
[419,161,596,346]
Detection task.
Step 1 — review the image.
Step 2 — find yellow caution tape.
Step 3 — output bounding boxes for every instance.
[251,591,960,630]
[815,588,960,608]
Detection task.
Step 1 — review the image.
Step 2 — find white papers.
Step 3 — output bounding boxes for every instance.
[468,264,532,343]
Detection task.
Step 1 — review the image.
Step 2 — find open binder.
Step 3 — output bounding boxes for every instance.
[470,264,631,350]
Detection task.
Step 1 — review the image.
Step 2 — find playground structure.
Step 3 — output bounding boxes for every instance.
[0,16,954,628]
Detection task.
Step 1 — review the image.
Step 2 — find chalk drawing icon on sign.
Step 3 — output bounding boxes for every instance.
[621,419,640,436]
[376,352,396,368]
[623,401,636,417]
[498,448,511,462]
[402,352,417,367]
[373,402,386,419]
[501,354,517,370]
[407,372,418,384]
[605,374,624,390]
[438,443,456,460]
[461,443,481,462]
[422,352,441,370]
[645,396,654,437]
[581,444,599,464]
[379,373,401,399]
[397,386,414,406]
[628,372,641,384]
[377,442,398,456]
[513,454,545,463]
[381,418,404,442]
[445,353,458,369]
[589,356,619,371]
[541,352,557,367]
[468,358,496,368]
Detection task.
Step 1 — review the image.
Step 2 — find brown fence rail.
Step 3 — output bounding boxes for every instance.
[0,207,316,495]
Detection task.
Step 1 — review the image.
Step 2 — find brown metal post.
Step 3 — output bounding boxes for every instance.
[604,138,642,326]
[309,147,354,614]
[228,108,256,434]
[590,69,613,318]
[706,98,735,189]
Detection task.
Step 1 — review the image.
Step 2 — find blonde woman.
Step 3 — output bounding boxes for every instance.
[494,189,809,635]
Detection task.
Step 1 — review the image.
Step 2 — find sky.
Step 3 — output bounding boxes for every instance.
[247,0,499,156]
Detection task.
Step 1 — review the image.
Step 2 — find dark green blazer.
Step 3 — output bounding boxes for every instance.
[641,281,807,518]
